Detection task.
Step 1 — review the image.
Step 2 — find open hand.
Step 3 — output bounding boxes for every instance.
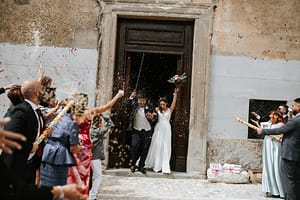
[256,127,263,135]
[118,90,125,97]
[0,118,26,154]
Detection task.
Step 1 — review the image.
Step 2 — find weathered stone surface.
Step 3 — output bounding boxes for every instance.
[1,0,299,57]
[0,0,99,48]
[207,138,263,170]
[212,0,300,60]
[207,168,250,184]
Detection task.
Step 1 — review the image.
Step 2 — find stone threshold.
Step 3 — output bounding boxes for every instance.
[103,168,207,179]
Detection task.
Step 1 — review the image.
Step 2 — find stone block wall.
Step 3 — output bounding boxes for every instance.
[212,0,300,60]
[207,138,263,170]
[0,0,99,48]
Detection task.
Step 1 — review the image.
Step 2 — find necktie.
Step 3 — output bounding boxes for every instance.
[35,108,44,134]
[35,108,44,158]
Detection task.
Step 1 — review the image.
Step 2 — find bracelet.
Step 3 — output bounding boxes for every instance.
[55,186,64,200]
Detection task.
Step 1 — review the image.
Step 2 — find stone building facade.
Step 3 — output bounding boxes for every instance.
[0,0,299,178]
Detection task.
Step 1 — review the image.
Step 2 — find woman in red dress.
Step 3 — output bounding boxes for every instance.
[67,90,124,195]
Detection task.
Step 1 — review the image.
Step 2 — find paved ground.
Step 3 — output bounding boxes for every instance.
[98,169,271,200]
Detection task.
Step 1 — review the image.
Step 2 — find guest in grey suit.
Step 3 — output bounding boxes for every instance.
[257,98,300,200]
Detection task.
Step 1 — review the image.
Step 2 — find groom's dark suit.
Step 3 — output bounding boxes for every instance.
[262,114,300,200]
[126,97,157,172]
[1,101,41,185]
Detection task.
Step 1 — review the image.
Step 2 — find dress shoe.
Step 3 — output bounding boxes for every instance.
[140,168,147,174]
[130,166,136,173]
[265,192,272,197]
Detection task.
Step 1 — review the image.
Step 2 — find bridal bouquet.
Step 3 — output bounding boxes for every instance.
[167,72,187,88]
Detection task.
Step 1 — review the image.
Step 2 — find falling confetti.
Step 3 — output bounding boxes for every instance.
[70,48,77,53]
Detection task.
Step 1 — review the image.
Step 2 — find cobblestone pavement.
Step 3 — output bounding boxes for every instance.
[98,169,270,200]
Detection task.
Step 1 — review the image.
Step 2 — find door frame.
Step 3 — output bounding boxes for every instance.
[112,17,194,171]
[96,1,214,177]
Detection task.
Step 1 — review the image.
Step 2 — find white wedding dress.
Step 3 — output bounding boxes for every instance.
[145,108,172,173]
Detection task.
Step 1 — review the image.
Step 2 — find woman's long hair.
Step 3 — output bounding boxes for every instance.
[270,110,284,124]
[158,97,168,113]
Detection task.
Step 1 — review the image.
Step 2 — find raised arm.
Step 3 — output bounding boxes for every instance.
[43,102,60,120]
[37,64,45,82]
[89,90,124,116]
[169,88,179,112]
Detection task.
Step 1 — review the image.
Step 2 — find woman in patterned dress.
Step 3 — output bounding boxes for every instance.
[67,90,124,195]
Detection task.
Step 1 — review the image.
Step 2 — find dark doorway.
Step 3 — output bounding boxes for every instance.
[109,18,193,172]
[248,99,287,139]
[128,52,178,104]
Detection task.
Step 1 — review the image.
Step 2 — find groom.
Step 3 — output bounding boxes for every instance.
[126,89,157,174]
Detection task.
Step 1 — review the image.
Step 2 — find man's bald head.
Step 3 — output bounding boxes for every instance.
[21,80,42,104]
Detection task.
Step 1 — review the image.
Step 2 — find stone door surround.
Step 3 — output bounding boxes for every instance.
[97,0,215,177]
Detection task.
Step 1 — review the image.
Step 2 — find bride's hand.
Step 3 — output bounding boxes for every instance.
[174,88,179,95]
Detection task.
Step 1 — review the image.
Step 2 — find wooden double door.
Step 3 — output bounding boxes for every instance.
[109,18,194,172]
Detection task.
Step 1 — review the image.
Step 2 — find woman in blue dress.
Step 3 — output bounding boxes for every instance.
[261,110,285,198]
[40,100,82,187]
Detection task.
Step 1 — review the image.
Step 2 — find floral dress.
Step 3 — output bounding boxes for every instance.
[67,117,93,194]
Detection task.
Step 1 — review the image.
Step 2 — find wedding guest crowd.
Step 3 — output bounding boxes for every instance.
[6,64,300,200]
[257,98,300,200]
[0,68,87,200]
[0,65,125,200]
[1,66,183,196]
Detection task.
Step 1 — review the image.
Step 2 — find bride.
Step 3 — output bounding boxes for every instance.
[145,88,178,174]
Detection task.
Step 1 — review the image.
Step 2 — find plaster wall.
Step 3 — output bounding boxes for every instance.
[207,55,300,169]
[209,55,300,140]
[0,44,98,112]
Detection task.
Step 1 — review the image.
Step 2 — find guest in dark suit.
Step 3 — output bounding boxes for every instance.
[126,89,157,173]
[257,98,300,200]
[0,79,45,185]
[277,104,291,123]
